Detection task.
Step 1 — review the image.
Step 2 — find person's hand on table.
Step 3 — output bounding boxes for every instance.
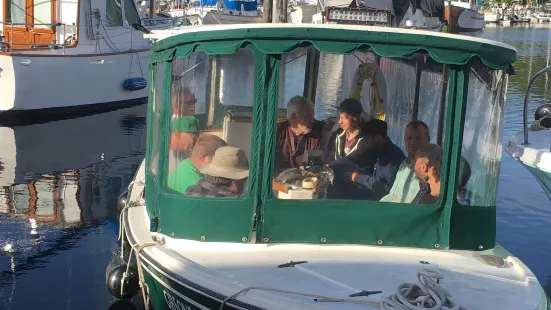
[344,171,359,183]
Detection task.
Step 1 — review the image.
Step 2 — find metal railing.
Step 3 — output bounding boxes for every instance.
[0,22,77,54]
[522,64,551,145]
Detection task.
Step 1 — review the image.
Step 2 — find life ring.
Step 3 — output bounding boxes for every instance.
[349,63,388,121]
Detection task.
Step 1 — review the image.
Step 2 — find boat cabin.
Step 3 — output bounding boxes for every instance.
[144,24,515,251]
[0,0,149,51]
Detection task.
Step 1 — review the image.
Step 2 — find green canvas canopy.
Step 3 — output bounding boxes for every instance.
[145,24,516,251]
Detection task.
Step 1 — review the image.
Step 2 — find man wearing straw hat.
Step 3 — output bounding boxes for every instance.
[185,146,249,198]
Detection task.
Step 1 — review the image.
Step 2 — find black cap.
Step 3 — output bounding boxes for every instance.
[363,119,388,137]
[337,98,363,117]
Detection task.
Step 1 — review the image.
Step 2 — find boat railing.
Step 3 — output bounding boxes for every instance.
[522,64,551,145]
[0,21,77,54]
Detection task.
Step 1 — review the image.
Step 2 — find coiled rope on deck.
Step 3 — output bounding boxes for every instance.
[221,269,465,310]
[380,269,466,310]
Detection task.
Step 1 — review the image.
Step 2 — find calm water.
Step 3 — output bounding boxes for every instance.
[0,24,550,310]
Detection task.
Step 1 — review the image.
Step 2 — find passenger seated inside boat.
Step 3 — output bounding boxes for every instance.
[380,120,431,203]
[185,146,249,198]
[171,87,197,117]
[326,98,376,168]
[344,119,405,200]
[412,144,443,204]
[275,96,323,172]
[169,116,199,173]
[167,134,227,194]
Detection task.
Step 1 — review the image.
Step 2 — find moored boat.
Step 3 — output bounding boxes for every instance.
[110,23,550,310]
[444,0,485,32]
[0,0,153,117]
[506,65,551,202]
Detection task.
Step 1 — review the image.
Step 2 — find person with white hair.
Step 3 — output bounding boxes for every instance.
[275,96,323,171]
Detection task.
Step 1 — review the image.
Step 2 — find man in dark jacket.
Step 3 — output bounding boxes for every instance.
[345,119,405,200]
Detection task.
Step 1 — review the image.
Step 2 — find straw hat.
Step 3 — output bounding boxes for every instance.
[200,146,249,180]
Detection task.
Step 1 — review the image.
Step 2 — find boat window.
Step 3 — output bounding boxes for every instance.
[166,49,254,198]
[33,0,53,28]
[122,0,141,27]
[418,65,447,144]
[191,49,256,129]
[273,50,448,204]
[6,0,26,24]
[149,63,164,176]
[459,61,507,207]
[106,0,124,27]
[279,48,309,108]
[314,51,377,120]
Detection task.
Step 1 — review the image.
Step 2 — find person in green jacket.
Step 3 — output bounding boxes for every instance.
[168,134,227,194]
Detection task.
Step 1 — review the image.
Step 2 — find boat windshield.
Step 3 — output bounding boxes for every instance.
[145,26,514,249]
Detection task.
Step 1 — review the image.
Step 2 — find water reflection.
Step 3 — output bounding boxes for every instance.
[0,105,146,310]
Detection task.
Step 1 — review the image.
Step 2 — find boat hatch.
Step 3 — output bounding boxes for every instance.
[145,24,516,251]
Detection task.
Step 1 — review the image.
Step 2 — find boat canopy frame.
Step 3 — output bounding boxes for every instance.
[145,25,516,251]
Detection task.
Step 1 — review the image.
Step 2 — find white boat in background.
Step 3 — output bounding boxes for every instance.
[484,11,500,23]
[444,0,485,32]
[308,0,444,31]
[0,0,152,117]
[506,65,551,201]
[484,0,502,23]
[535,12,551,22]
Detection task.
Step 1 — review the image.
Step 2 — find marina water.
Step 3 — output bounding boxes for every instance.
[0,24,550,309]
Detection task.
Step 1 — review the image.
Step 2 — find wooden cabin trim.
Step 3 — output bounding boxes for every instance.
[2,0,82,50]
[3,0,59,49]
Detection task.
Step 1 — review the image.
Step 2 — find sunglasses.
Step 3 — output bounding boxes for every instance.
[183,98,197,105]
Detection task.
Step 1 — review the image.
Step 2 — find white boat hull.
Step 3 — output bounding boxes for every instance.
[445,3,485,32]
[506,128,551,201]
[484,12,500,23]
[120,159,550,310]
[0,51,149,112]
[202,12,263,24]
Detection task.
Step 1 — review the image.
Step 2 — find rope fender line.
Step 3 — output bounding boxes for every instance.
[118,179,159,310]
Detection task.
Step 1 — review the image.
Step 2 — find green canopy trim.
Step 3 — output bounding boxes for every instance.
[149,27,516,70]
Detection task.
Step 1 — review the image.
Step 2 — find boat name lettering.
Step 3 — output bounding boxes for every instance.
[163,290,193,310]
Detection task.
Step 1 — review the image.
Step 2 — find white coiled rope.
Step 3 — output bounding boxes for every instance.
[380,269,466,310]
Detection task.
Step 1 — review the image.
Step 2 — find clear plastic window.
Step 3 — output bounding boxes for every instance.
[279,48,308,108]
[7,0,26,24]
[166,50,255,198]
[106,0,123,27]
[459,62,507,206]
[122,0,141,26]
[149,63,164,176]
[273,51,446,204]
